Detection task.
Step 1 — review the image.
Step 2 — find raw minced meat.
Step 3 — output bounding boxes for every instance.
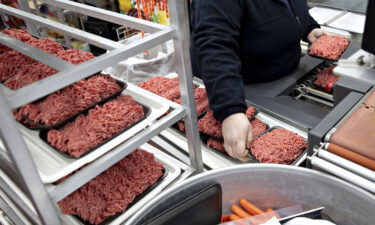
[250,129,307,164]
[47,95,145,157]
[58,149,164,225]
[138,76,180,101]
[198,106,258,137]
[0,29,33,53]
[309,35,349,60]
[314,66,339,91]
[206,119,267,154]
[15,74,121,126]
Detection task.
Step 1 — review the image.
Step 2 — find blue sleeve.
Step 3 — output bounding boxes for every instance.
[191,0,247,122]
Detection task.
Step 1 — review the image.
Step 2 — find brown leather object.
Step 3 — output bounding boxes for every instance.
[330,103,375,160]
[363,91,375,106]
[327,143,375,170]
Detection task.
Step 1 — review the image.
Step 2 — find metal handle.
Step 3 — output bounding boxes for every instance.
[318,149,375,182]
[310,156,375,193]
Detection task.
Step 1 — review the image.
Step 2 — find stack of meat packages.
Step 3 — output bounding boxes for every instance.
[2,29,164,223]
[2,29,146,158]
[138,76,210,131]
[198,108,306,164]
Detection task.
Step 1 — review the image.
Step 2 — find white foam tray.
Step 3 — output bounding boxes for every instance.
[161,112,308,169]
[12,83,169,183]
[0,143,181,225]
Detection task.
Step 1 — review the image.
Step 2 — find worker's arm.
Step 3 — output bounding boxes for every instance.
[302,14,321,43]
[191,0,251,159]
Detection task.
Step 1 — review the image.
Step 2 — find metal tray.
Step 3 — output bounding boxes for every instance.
[39,103,151,159]
[245,126,308,166]
[161,112,308,169]
[201,120,270,162]
[308,38,351,62]
[21,75,127,130]
[73,166,169,225]
[58,143,181,225]
[0,144,181,225]
[18,83,170,183]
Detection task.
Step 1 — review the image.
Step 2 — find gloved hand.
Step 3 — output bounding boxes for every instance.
[307,28,330,44]
[222,113,253,161]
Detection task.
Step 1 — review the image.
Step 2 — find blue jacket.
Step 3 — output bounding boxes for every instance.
[190,0,320,122]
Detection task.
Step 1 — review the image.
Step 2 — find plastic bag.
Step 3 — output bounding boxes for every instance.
[103,32,176,84]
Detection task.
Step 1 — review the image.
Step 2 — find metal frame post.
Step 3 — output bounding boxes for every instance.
[168,0,204,173]
[0,90,61,225]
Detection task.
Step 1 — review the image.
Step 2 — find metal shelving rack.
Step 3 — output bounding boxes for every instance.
[0,0,203,224]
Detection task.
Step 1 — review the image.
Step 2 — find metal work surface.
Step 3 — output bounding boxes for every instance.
[126,164,375,225]
[335,50,375,84]
[244,56,330,130]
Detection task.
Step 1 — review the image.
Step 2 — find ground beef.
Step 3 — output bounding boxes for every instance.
[15,75,121,126]
[174,88,209,115]
[314,66,339,91]
[250,119,267,136]
[246,107,256,119]
[138,76,180,101]
[55,49,95,64]
[175,88,209,132]
[0,29,33,53]
[206,119,266,154]
[4,63,58,90]
[198,110,222,137]
[26,38,64,54]
[207,138,226,153]
[0,38,63,83]
[47,95,144,157]
[58,149,164,225]
[309,35,349,60]
[198,106,257,137]
[250,129,307,164]
[0,50,35,82]
[4,48,94,90]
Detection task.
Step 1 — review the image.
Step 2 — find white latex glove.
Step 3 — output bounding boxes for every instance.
[222,113,253,161]
[307,28,330,44]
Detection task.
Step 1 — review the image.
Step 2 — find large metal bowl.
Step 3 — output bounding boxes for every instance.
[126,164,375,225]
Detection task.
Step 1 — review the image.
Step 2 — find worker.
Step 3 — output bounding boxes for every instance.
[190,0,327,160]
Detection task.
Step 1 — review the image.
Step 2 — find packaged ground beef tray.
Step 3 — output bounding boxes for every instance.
[309,35,349,60]
[58,149,164,225]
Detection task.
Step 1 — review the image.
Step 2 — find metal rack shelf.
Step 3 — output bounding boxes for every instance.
[0,0,203,224]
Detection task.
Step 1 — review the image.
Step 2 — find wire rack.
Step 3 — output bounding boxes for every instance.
[0,0,203,224]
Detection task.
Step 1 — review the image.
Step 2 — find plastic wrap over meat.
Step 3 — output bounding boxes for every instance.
[58,149,164,225]
[47,95,145,157]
